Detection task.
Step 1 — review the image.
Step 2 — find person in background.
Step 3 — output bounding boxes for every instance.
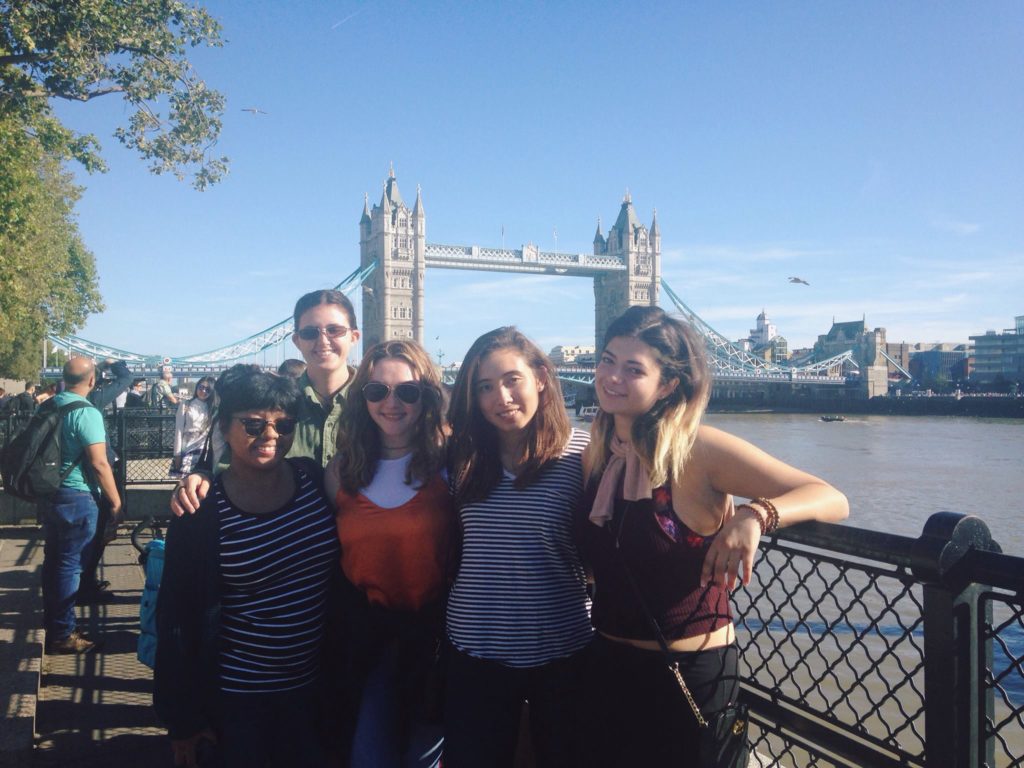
[172,376,216,476]
[278,358,307,379]
[78,358,134,602]
[0,387,10,412]
[325,340,452,768]
[150,366,179,410]
[170,289,361,516]
[14,382,37,412]
[41,358,122,654]
[154,364,340,768]
[443,327,592,768]
[576,306,849,766]
[125,378,147,408]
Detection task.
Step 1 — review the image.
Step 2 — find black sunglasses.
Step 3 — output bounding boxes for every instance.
[196,385,211,393]
[362,381,423,405]
[236,417,298,437]
[296,324,350,341]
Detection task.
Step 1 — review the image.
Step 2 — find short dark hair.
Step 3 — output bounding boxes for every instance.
[214,365,301,433]
[277,359,307,378]
[293,289,357,330]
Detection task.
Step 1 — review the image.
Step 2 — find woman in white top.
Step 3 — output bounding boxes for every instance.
[172,376,215,476]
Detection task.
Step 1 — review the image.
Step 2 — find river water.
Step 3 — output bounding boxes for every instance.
[700,413,1024,553]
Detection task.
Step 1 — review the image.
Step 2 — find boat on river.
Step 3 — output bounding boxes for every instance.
[579,406,599,423]
[820,414,847,422]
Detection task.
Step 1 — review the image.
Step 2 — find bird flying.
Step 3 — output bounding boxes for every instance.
[788,276,810,286]
[241,107,268,115]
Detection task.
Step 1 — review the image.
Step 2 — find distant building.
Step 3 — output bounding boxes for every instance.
[738,310,788,363]
[814,318,888,397]
[549,345,596,365]
[969,316,1024,384]
[909,346,972,385]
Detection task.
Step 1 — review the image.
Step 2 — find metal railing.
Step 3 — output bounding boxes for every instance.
[2,413,1022,765]
[1,408,182,487]
[734,512,1023,767]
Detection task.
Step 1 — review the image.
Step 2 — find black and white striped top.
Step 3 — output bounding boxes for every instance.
[214,463,339,693]
[447,428,593,668]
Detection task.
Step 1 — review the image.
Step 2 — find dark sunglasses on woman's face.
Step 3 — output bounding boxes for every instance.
[296,324,350,341]
[362,381,423,405]
[196,386,211,394]
[236,417,298,437]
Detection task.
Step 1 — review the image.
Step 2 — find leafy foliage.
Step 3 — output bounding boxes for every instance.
[0,0,227,189]
[0,114,104,379]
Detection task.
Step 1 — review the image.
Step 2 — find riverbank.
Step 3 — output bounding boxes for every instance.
[708,394,1024,419]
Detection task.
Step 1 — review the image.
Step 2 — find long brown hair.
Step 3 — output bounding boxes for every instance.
[447,327,570,508]
[584,306,711,488]
[334,340,446,494]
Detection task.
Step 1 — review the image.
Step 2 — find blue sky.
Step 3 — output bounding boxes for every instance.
[57,1,1023,366]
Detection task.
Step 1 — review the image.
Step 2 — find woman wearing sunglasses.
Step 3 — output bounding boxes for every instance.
[172,376,216,476]
[575,306,848,766]
[155,364,341,768]
[171,289,361,516]
[324,340,452,768]
[443,327,592,768]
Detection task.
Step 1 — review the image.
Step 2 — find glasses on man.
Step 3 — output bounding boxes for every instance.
[361,382,423,405]
[236,417,298,437]
[296,324,350,342]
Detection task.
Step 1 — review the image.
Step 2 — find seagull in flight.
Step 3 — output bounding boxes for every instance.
[788,276,810,286]
[241,107,268,115]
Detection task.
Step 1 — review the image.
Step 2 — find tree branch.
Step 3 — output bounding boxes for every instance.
[51,86,126,101]
[0,53,49,66]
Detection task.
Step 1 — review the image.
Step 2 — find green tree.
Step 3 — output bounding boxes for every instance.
[0,0,227,189]
[0,115,104,379]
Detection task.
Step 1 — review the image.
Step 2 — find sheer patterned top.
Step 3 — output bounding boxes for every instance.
[576,483,731,641]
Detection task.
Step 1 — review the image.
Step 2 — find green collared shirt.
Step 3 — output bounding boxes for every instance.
[289,368,356,467]
[213,367,355,473]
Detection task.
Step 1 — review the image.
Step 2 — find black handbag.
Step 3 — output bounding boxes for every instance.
[613,503,750,768]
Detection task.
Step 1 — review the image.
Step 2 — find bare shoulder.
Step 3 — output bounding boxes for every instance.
[692,424,758,460]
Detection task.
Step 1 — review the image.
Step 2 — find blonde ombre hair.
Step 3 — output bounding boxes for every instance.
[584,306,711,488]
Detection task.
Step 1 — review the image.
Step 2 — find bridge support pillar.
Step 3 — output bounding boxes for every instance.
[359,168,425,350]
[592,194,660,351]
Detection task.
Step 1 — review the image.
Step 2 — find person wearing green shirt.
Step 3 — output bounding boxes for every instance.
[170,289,360,515]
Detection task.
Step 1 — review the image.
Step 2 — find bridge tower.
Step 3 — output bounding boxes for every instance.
[359,167,426,349]
[592,193,661,351]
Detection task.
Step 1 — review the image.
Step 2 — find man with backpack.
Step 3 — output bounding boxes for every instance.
[40,357,122,654]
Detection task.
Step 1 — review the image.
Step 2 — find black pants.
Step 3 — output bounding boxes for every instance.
[218,684,327,768]
[442,645,588,768]
[582,634,740,767]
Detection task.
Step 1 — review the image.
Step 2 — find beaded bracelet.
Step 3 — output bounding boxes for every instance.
[749,497,780,533]
[736,503,768,535]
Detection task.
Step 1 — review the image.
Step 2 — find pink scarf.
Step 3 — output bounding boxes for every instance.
[588,436,652,527]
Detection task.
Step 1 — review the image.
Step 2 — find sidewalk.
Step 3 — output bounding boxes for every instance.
[0,526,173,768]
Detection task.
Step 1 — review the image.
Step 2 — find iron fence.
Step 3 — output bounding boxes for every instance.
[1,407,181,486]
[734,513,1024,767]
[2,411,1023,765]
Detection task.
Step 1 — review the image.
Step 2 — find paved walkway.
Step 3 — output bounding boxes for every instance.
[0,526,173,768]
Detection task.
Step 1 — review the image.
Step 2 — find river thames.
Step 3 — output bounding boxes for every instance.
[574,413,1024,555]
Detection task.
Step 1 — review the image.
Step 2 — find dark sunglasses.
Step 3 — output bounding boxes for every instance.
[362,381,423,405]
[236,417,298,437]
[296,324,350,341]
[196,385,212,393]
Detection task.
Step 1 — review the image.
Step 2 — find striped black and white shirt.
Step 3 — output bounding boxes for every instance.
[447,428,593,668]
[215,463,339,693]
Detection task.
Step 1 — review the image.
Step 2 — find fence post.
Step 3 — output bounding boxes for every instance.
[912,512,1000,768]
[116,408,128,517]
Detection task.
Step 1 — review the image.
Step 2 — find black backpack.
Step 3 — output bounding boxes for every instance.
[0,399,95,501]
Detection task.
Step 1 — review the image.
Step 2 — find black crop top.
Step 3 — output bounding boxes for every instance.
[575,483,731,641]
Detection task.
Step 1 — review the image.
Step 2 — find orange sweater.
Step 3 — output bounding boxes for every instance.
[335,473,454,612]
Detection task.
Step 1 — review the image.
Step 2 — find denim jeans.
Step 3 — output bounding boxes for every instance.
[40,488,99,641]
[351,641,443,768]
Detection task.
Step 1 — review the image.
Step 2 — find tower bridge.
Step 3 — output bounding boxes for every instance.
[45,168,861,392]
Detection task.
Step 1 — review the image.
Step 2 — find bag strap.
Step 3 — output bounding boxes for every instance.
[612,501,710,728]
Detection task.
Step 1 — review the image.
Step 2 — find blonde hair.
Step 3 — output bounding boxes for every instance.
[584,306,711,488]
